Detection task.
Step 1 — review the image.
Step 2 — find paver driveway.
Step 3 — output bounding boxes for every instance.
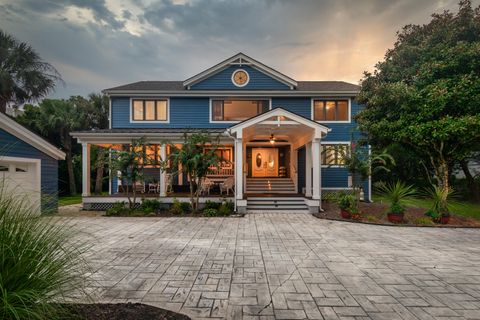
[71,213,480,320]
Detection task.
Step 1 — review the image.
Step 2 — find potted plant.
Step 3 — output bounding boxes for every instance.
[377,181,416,223]
[336,193,356,219]
[425,185,453,224]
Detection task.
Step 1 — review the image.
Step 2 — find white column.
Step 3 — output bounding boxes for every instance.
[235,138,243,200]
[82,143,91,197]
[305,142,312,197]
[312,139,321,200]
[159,144,167,197]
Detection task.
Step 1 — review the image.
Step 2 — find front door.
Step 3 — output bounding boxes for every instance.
[252,148,278,177]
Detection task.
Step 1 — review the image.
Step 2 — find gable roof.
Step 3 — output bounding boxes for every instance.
[0,113,65,160]
[183,53,297,89]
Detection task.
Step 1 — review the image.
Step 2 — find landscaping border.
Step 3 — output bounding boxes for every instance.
[312,213,480,228]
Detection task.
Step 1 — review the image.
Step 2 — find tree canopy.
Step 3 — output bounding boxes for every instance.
[357,0,480,195]
[0,30,61,113]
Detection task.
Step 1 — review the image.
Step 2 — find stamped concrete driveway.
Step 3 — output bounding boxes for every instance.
[72,213,480,320]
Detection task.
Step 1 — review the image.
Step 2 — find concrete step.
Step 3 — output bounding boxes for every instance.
[246,196,308,210]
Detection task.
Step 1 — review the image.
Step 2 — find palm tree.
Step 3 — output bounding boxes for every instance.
[0,30,61,113]
[19,100,85,195]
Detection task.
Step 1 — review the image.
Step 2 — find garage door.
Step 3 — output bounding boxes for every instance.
[0,157,41,213]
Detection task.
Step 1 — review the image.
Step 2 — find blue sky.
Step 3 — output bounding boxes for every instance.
[1,0,477,98]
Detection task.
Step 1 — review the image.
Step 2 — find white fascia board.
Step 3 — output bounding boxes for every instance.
[0,113,66,160]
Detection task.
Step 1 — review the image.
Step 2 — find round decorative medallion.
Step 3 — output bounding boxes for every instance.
[232,69,249,87]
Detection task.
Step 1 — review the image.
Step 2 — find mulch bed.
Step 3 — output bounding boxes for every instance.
[61,303,191,320]
[314,201,480,227]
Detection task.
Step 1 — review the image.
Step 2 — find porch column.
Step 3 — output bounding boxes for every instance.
[159,144,167,197]
[312,139,321,200]
[82,142,91,197]
[305,142,312,197]
[235,138,243,200]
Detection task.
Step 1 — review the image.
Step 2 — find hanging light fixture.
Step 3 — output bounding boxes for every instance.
[269,133,275,144]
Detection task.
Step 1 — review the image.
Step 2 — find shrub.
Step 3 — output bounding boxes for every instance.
[204,200,221,210]
[424,185,454,218]
[377,181,416,214]
[180,201,192,214]
[169,199,183,215]
[106,201,129,216]
[0,186,89,319]
[203,208,219,217]
[218,202,233,216]
[336,193,356,211]
[414,217,435,225]
[141,199,162,214]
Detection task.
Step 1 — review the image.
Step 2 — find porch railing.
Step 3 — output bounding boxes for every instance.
[207,165,234,177]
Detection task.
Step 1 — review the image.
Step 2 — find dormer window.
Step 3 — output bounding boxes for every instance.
[131,99,168,122]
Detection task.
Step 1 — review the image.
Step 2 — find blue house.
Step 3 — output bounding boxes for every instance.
[72,53,370,213]
[0,112,65,213]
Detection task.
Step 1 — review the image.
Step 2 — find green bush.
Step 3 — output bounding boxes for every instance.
[106,201,129,216]
[169,199,183,215]
[180,201,192,214]
[377,181,416,214]
[204,200,221,210]
[336,193,356,211]
[0,186,89,319]
[218,201,233,216]
[203,208,219,217]
[141,199,162,214]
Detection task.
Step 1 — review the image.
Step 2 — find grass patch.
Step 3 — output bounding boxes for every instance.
[373,195,480,220]
[59,195,82,206]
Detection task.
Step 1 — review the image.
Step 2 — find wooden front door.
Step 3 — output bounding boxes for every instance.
[252,148,278,177]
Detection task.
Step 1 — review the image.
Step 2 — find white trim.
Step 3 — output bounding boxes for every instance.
[368,144,372,202]
[129,97,170,123]
[0,155,41,201]
[108,97,112,129]
[183,53,297,88]
[311,98,352,123]
[231,69,250,87]
[0,113,65,160]
[228,108,330,138]
[209,98,272,124]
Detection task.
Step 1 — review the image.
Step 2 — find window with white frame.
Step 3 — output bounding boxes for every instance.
[321,144,349,165]
[132,99,168,121]
[313,100,349,122]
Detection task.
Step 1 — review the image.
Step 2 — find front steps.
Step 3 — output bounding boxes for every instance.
[246,177,295,194]
[246,197,308,210]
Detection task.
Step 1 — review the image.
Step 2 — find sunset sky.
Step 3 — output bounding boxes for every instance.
[1,0,478,98]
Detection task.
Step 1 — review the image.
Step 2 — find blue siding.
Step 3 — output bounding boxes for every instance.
[322,167,350,188]
[272,98,311,118]
[322,100,363,142]
[190,65,290,90]
[0,128,59,212]
[112,97,230,129]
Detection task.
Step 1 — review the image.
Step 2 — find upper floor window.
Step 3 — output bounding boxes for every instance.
[313,100,349,122]
[321,144,349,166]
[211,99,269,122]
[132,99,168,122]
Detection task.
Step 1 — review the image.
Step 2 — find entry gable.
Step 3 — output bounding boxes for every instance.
[227,108,330,139]
[184,53,297,90]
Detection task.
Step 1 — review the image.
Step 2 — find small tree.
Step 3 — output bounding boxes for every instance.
[338,141,395,203]
[110,138,150,210]
[166,133,220,212]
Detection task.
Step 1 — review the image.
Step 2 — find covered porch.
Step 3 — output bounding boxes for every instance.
[227,108,330,213]
[72,129,236,210]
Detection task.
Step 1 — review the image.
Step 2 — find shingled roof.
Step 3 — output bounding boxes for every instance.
[104,80,360,93]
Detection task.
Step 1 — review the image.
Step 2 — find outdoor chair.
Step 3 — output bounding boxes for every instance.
[219,176,235,195]
[199,177,214,195]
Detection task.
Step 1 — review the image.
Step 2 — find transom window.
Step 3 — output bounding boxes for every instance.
[321,144,349,165]
[211,100,269,122]
[313,100,349,122]
[132,99,168,121]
